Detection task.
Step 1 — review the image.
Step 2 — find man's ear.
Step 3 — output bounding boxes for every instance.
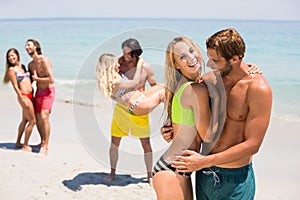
[230,55,240,64]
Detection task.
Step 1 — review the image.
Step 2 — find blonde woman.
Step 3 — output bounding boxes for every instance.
[96,53,164,114]
[96,53,144,99]
[3,48,36,151]
[150,37,218,200]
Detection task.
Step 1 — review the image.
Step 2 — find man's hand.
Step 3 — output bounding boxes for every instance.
[32,70,38,81]
[161,119,173,143]
[171,150,205,172]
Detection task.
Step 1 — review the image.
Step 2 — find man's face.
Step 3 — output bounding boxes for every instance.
[206,48,232,77]
[25,41,36,56]
[122,46,133,63]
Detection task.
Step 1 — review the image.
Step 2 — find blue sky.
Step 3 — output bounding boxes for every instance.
[0,0,299,21]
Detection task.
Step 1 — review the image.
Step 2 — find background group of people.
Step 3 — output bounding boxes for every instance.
[3,39,55,157]
[96,28,272,200]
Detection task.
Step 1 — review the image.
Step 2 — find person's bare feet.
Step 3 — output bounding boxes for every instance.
[103,174,115,183]
[22,145,32,152]
[15,143,22,149]
[35,147,48,157]
[147,172,153,186]
[32,142,44,148]
[147,176,153,186]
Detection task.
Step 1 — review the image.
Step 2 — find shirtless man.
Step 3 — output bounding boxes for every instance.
[25,39,55,157]
[103,38,157,184]
[163,28,272,199]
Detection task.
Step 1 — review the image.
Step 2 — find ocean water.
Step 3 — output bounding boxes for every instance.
[0,18,300,122]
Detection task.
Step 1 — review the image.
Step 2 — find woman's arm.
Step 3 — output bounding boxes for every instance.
[8,68,26,107]
[189,83,211,141]
[8,68,23,97]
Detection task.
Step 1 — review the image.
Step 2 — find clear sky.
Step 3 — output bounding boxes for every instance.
[0,0,299,21]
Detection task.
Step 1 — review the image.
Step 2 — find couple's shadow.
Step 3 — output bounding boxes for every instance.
[0,142,41,153]
[62,172,148,191]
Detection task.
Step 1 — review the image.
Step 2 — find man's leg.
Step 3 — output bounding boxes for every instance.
[103,136,122,183]
[34,95,45,147]
[36,110,50,157]
[35,113,44,146]
[35,113,45,147]
[140,137,153,184]
[195,170,209,200]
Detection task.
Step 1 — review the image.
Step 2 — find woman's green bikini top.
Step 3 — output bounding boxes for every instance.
[171,81,195,126]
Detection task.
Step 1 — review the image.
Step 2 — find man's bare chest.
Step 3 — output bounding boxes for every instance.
[225,81,250,121]
[119,65,136,79]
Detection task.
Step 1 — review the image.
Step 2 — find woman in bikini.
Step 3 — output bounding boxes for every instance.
[3,48,36,151]
[150,36,218,200]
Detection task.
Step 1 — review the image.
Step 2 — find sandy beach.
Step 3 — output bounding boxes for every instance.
[0,90,156,200]
[1,89,300,200]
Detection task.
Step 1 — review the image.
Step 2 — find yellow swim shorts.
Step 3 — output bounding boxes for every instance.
[111,103,150,138]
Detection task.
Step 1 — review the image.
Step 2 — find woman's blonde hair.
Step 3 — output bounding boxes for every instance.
[96,53,117,97]
[164,36,204,120]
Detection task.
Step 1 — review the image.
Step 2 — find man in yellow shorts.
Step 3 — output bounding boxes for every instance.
[111,103,150,138]
[103,38,157,184]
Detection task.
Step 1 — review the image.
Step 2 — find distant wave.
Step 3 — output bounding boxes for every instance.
[55,96,111,108]
[55,78,96,86]
[272,112,300,122]
[270,80,300,85]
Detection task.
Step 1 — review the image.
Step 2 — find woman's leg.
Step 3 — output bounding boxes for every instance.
[153,171,193,200]
[16,113,27,148]
[21,98,36,151]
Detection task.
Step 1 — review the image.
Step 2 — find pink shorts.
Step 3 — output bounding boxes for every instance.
[34,87,55,113]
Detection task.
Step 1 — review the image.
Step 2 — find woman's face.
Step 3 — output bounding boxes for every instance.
[173,41,201,80]
[7,51,19,66]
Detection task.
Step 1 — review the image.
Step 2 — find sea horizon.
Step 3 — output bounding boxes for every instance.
[1,16,300,22]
